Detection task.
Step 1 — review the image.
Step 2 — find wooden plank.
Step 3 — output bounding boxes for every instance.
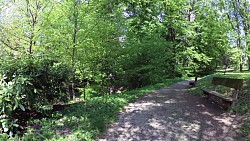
[209,91,234,101]
[211,77,243,90]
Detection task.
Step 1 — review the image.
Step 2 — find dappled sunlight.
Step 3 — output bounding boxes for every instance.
[196,103,206,108]
[212,115,236,126]
[148,118,166,130]
[164,99,177,104]
[98,81,243,141]
[202,111,214,116]
[125,101,163,113]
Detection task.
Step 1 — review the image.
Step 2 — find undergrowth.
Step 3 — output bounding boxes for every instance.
[3,78,183,141]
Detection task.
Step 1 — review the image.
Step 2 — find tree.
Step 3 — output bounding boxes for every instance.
[220,0,250,71]
[0,0,52,55]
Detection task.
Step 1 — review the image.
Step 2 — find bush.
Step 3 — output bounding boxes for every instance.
[0,55,71,137]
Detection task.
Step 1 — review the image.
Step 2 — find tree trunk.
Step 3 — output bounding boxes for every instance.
[71,82,75,100]
[245,33,250,71]
[71,1,79,100]
[235,15,242,72]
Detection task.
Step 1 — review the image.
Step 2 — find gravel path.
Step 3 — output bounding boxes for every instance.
[97,81,243,141]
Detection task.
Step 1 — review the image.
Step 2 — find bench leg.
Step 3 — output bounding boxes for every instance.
[225,101,236,111]
[226,103,231,111]
[207,94,212,101]
[229,101,237,110]
[232,101,236,107]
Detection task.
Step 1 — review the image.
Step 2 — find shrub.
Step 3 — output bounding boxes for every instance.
[0,55,71,137]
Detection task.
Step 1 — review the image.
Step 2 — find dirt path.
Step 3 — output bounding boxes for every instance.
[97,81,243,141]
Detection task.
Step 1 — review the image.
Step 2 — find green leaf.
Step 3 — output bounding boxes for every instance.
[34,88,37,93]
[3,127,8,132]
[13,99,18,110]
[19,104,25,111]
[2,123,8,132]
[5,98,11,102]
[13,124,19,127]
[2,106,5,112]
[9,131,13,137]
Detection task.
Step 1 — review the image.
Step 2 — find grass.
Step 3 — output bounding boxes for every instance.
[6,78,184,141]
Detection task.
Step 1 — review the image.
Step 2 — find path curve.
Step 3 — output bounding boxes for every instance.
[97,81,243,141]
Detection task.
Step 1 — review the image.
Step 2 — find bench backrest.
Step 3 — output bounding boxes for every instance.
[211,77,243,90]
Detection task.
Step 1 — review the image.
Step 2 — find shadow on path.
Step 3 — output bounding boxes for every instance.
[97,81,243,141]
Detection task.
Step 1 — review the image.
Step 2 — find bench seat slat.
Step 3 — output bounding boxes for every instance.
[202,89,234,101]
[208,91,234,101]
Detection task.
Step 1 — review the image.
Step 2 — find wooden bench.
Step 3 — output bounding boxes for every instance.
[202,77,243,110]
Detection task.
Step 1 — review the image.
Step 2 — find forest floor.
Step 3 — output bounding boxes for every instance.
[97,80,246,141]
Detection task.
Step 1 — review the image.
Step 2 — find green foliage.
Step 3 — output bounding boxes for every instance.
[119,35,173,88]
[15,78,183,141]
[233,78,250,114]
[0,0,250,139]
[0,55,71,137]
[0,75,28,137]
[222,48,243,70]
[240,116,250,138]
